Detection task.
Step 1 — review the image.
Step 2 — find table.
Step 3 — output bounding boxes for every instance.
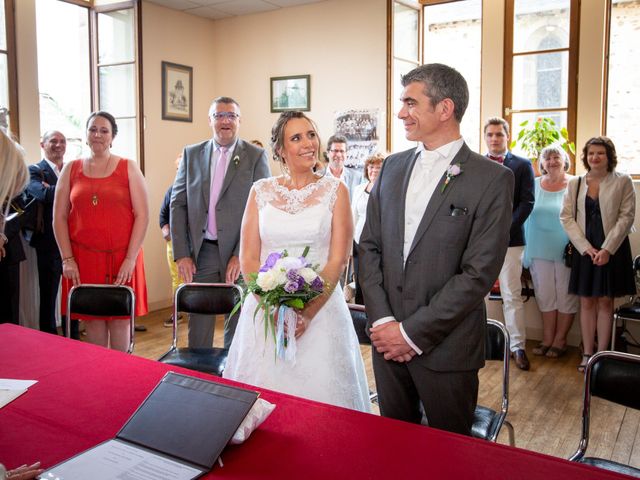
[0,324,630,479]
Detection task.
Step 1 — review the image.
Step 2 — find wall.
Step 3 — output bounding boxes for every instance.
[211,0,387,158]
[140,1,219,309]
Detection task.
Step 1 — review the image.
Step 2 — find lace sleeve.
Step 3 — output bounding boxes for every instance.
[253,177,276,210]
[324,176,341,212]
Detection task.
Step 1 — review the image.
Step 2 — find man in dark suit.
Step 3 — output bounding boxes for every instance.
[484,117,535,371]
[171,97,270,348]
[359,64,514,435]
[26,131,69,335]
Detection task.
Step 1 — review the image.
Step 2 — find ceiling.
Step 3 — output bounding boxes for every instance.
[145,0,328,20]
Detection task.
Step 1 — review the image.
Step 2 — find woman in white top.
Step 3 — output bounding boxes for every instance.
[351,152,384,304]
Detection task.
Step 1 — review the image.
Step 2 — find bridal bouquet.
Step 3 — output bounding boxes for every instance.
[233,247,325,362]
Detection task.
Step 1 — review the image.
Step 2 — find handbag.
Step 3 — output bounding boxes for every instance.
[563,177,581,268]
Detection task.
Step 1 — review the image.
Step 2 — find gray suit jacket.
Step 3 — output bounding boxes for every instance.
[170,138,270,269]
[359,143,514,372]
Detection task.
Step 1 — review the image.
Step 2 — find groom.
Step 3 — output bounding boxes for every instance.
[359,64,514,435]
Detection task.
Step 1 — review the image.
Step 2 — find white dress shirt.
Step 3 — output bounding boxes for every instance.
[44,158,61,177]
[373,137,465,355]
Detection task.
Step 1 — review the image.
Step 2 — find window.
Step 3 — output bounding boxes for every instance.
[36,0,91,161]
[35,0,143,168]
[504,0,578,160]
[423,0,482,150]
[605,0,640,174]
[388,0,482,152]
[0,0,18,136]
[389,1,421,152]
[94,5,141,166]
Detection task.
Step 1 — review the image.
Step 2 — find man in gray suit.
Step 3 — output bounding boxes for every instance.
[170,96,270,348]
[359,64,514,435]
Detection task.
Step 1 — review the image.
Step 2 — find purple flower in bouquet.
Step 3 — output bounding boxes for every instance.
[260,252,282,272]
[311,276,324,292]
[285,270,305,293]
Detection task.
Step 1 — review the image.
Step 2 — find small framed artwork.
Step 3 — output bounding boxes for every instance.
[162,61,193,122]
[270,75,311,113]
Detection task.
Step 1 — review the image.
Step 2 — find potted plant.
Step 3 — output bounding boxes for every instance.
[510,117,576,174]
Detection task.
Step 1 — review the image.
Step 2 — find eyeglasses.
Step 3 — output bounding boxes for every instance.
[211,112,239,121]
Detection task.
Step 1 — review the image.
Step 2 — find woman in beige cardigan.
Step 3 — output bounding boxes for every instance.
[560,137,636,372]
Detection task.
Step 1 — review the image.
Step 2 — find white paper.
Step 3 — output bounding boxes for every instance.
[38,439,204,480]
[0,379,37,389]
[0,379,37,408]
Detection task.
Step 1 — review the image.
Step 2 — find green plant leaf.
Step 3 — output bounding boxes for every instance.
[285,298,304,309]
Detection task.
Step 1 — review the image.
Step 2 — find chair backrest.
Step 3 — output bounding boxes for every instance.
[570,351,640,462]
[485,319,508,362]
[67,284,136,353]
[347,303,371,345]
[483,319,510,442]
[176,283,241,315]
[171,283,242,347]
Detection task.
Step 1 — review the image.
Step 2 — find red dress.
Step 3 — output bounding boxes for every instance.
[61,158,148,318]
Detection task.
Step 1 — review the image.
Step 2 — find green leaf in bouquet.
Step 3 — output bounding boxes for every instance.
[285,298,304,309]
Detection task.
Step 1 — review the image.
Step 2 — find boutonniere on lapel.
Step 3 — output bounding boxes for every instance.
[233,155,240,166]
[441,163,462,193]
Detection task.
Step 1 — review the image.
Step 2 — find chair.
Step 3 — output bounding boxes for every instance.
[66,284,136,353]
[347,303,378,404]
[471,318,515,446]
[611,255,640,350]
[157,282,241,377]
[569,351,640,477]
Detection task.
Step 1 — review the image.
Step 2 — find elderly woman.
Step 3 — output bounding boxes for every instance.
[351,152,384,304]
[53,111,149,351]
[560,136,636,372]
[523,146,578,358]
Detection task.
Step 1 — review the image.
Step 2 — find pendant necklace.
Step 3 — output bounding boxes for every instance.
[89,155,112,206]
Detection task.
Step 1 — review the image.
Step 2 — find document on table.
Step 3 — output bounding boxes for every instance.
[38,439,204,480]
[0,379,37,408]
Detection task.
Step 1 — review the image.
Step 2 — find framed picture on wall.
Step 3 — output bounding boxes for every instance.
[270,75,310,113]
[162,61,193,122]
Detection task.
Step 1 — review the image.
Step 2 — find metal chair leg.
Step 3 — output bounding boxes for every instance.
[504,420,516,447]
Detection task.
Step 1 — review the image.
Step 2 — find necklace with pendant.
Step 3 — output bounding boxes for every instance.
[88,155,112,206]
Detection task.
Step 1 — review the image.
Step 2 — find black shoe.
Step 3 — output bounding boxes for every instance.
[512,349,530,371]
[163,314,184,328]
[134,324,147,332]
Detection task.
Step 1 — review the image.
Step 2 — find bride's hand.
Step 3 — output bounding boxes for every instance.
[294,311,311,338]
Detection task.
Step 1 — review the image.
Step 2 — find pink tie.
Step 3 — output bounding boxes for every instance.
[207,147,228,239]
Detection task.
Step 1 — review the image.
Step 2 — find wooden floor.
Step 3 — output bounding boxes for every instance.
[129,307,640,467]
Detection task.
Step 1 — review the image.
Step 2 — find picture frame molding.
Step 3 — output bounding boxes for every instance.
[270,74,311,113]
[161,61,193,122]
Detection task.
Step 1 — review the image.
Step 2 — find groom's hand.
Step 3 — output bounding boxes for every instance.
[370,322,416,362]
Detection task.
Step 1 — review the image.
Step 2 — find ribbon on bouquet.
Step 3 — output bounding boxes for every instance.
[275,305,297,364]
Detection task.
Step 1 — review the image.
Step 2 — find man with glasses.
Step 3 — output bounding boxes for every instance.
[171,97,270,348]
[325,134,357,197]
[27,131,70,335]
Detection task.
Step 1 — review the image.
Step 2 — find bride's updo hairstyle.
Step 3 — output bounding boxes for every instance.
[270,111,323,175]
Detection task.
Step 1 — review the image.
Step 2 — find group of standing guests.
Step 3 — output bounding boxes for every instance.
[486,116,636,373]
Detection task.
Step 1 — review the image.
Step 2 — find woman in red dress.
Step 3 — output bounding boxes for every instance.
[54,111,149,351]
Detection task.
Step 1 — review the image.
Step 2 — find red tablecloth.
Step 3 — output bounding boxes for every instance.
[0,324,631,479]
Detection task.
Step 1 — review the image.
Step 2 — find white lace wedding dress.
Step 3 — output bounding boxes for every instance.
[223,176,371,413]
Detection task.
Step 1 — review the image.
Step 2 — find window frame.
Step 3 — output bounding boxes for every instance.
[90,0,144,172]
[502,0,579,169]
[387,0,422,152]
[2,0,19,138]
[603,0,639,177]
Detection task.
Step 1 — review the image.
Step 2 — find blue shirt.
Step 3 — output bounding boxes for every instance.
[523,177,570,267]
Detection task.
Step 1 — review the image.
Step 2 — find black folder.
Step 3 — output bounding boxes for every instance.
[39,372,259,479]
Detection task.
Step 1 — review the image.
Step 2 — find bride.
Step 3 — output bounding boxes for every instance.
[223,111,370,413]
